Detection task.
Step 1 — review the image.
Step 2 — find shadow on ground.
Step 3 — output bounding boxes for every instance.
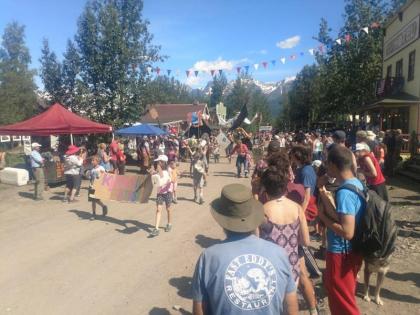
[68,209,153,234]
[195,234,222,248]
[149,307,191,315]
[169,276,193,299]
[387,271,420,288]
[212,171,237,177]
[18,192,34,199]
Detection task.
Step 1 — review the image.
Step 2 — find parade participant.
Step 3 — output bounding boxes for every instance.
[109,139,119,173]
[88,156,108,219]
[30,143,45,201]
[212,138,220,163]
[137,138,151,174]
[229,139,249,178]
[98,143,111,171]
[290,145,318,222]
[192,151,206,204]
[192,184,298,315]
[373,142,386,171]
[317,145,364,315]
[354,143,389,201]
[225,132,234,163]
[168,159,179,204]
[150,155,173,237]
[312,133,323,161]
[63,145,83,203]
[116,143,126,175]
[75,146,87,197]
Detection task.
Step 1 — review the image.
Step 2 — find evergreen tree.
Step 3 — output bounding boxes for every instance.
[209,73,227,108]
[62,39,81,111]
[39,38,63,104]
[0,22,37,125]
[75,0,163,125]
[224,74,251,117]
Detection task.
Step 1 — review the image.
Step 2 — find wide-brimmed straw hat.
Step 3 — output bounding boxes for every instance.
[210,184,264,233]
[65,145,80,155]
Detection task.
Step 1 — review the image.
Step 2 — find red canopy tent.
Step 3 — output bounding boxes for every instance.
[0,103,112,136]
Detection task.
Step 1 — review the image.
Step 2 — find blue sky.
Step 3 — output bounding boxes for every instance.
[0,0,346,88]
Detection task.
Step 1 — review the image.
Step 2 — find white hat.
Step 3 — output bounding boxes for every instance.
[154,155,168,162]
[274,135,280,140]
[31,142,42,148]
[354,143,370,152]
[312,160,322,168]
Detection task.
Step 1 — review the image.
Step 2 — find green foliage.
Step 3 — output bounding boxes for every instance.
[144,76,195,104]
[0,22,37,125]
[224,74,251,117]
[39,38,64,104]
[62,40,81,111]
[209,73,227,108]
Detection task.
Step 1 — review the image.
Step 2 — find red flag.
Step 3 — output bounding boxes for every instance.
[210,70,215,76]
[345,34,351,43]
[186,70,190,77]
[236,66,241,74]
[262,62,268,69]
[156,67,161,75]
[290,54,296,60]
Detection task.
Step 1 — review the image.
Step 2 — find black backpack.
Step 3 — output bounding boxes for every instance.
[336,184,398,259]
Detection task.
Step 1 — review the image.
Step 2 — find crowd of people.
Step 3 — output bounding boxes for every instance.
[23,125,403,314]
[192,128,396,315]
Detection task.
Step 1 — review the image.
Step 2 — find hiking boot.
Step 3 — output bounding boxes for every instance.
[102,206,108,216]
[149,228,160,237]
[165,224,172,232]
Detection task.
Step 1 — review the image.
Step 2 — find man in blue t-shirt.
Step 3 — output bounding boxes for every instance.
[317,146,364,315]
[192,184,298,315]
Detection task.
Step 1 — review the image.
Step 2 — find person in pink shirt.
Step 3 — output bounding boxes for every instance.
[109,139,119,173]
[229,139,249,178]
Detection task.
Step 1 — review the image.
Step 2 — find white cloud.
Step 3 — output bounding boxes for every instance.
[192,57,234,72]
[185,75,205,87]
[259,49,267,55]
[284,76,296,83]
[276,35,301,49]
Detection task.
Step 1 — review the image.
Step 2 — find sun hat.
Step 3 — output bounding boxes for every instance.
[354,143,370,152]
[65,145,80,155]
[210,184,264,233]
[154,154,168,162]
[31,142,42,148]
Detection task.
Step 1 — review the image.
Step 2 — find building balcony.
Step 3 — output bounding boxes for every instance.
[375,76,405,98]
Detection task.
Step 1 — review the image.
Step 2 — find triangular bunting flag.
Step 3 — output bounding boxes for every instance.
[218,69,223,75]
[345,34,351,43]
[186,70,190,77]
[254,63,259,70]
[194,70,199,77]
[371,22,380,29]
[271,60,276,66]
[156,67,161,75]
[362,27,369,34]
[147,66,152,74]
[280,57,286,64]
[308,49,315,55]
[290,55,296,60]
[167,69,171,76]
[262,61,268,69]
[210,70,215,76]
[336,38,342,45]
[300,52,304,56]
[236,66,241,74]
[318,44,324,53]
[244,65,250,73]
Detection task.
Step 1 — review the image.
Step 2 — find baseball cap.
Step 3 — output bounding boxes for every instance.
[354,143,370,152]
[31,142,42,148]
[332,130,346,141]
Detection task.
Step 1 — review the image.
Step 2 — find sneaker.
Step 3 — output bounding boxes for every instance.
[199,197,204,205]
[172,198,178,204]
[90,214,96,220]
[165,224,172,232]
[102,206,108,216]
[149,228,160,237]
[62,198,68,203]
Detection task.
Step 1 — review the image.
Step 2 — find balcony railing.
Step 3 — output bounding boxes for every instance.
[375,76,405,98]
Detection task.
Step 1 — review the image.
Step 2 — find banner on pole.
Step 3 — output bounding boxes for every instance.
[93,173,153,203]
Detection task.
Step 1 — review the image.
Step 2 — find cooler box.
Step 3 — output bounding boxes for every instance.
[0,167,29,186]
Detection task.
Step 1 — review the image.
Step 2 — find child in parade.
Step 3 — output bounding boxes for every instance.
[116,143,126,175]
[150,155,173,237]
[168,160,179,204]
[192,151,206,204]
[88,156,108,219]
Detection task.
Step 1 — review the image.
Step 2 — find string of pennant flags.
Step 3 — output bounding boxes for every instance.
[148,22,381,79]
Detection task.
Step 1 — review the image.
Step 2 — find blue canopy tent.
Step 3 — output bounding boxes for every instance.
[115,124,166,136]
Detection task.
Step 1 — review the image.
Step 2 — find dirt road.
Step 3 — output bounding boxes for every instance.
[0,159,419,315]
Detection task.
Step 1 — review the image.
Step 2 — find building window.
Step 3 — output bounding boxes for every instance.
[408,50,415,81]
[386,65,392,78]
[396,59,403,78]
